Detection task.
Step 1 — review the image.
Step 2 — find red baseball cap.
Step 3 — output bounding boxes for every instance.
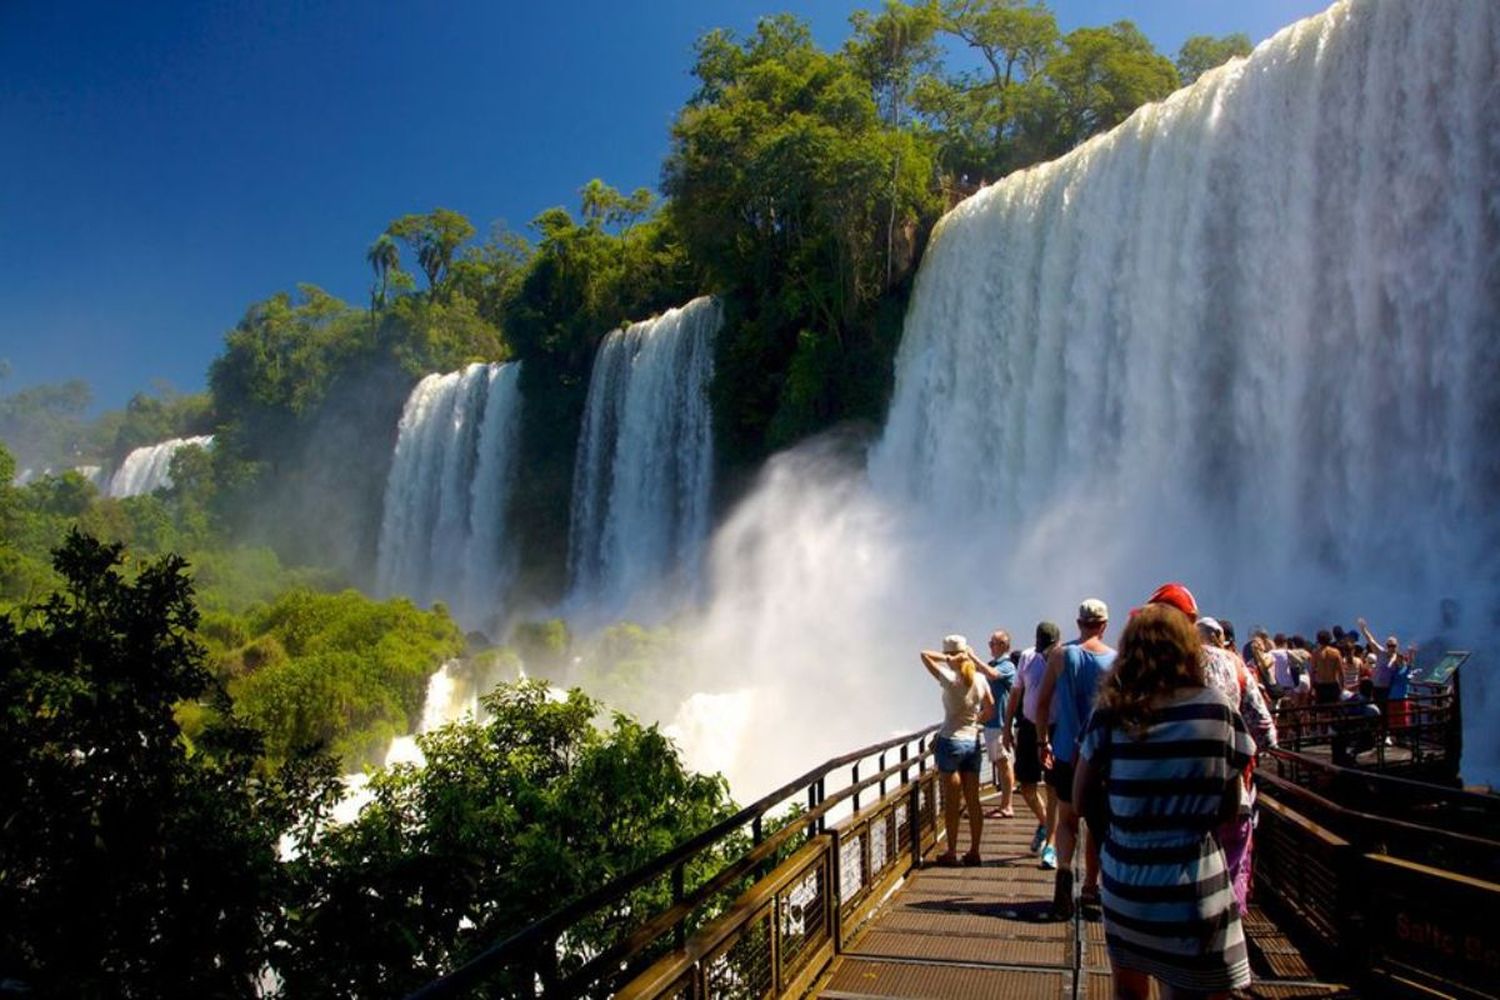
[1141,582,1198,619]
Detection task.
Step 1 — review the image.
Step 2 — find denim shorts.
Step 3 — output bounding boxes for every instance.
[935,733,983,774]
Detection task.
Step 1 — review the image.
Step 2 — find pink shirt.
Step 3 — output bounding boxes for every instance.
[1016,647,1052,723]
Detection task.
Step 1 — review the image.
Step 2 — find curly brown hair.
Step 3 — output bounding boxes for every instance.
[1096,604,1206,738]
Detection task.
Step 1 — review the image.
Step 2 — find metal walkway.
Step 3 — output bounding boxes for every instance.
[406,703,1497,1000]
[815,801,1352,1000]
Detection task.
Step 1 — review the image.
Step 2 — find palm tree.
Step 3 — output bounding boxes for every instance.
[365,234,400,310]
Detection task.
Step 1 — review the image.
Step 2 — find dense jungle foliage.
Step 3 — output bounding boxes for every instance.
[0,4,1250,995]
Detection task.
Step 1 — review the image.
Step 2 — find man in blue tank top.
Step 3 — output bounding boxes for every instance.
[1034,598,1117,918]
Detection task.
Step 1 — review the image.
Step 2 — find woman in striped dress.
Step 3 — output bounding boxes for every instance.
[1073,605,1255,998]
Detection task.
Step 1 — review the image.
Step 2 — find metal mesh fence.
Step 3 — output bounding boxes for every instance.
[703,909,773,1000]
[838,829,865,905]
[870,810,890,879]
[776,857,828,982]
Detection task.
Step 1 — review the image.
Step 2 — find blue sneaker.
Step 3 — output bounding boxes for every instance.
[1040,844,1058,870]
[1030,824,1048,854]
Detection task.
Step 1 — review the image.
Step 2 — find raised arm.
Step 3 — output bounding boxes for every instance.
[968,647,1002,681]
[1356,617,1380,650]
[920,650,950,683]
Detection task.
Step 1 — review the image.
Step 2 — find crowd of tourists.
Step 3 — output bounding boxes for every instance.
[920,582,1419,999]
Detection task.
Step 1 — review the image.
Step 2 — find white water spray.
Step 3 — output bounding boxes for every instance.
[107,436,214,497]
[334,660,481,824]
[375,362,523,634]
[672,0,1500,794]
[567,296,719,624]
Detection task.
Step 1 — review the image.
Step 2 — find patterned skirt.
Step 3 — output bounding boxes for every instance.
[1100,832,1251,993]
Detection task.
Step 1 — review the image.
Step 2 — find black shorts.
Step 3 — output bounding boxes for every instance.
[1014,717,1043,784]
[1047,758,1076,805]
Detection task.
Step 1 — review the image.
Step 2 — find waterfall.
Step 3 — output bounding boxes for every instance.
[672,0,1500,797]
[567,296,719,622]
[870,0,1500,625]
[107,435,214,498]
[375,362,523,633]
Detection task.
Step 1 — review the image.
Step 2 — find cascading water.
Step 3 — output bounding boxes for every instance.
[672,0,1500,797]
[871,0,1499,628]
[107,435,214,497]
[333,660,479,825]
[375,362,523,634]
[567,296,719,623]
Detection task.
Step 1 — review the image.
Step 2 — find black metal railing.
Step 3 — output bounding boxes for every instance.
[404,724,940,1000]
[1255,755,1500,997]
[1270,689,1457,774]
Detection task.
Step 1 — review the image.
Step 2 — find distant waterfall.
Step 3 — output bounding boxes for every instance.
[107,436,214,498]
[567,296,719,621]
[376,362,523,633]
[870,0,1500,623]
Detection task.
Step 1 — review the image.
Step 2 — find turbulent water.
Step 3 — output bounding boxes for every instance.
[567,296,719,623]
[672,0,1500,796]
[871,0,1500,628]
[375,362,523,634]
[107,436,214,498]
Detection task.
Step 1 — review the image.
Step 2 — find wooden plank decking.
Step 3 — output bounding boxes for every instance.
[814,797,1355,1000]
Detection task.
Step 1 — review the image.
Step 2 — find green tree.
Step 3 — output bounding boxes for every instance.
[1042,21,1180,149]
[365,233,402,310]
[664,15,940,456]
[225,588,465,768]
[579,178,655,233]
[845,0,943,127]
[0,531,332,997]
[385,208,477,297]
[1176,32,1252,85]
[915,0,1060,179]
[276,681,738,998]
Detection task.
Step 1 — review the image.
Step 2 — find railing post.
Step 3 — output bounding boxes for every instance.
[672,863,686,949]
[909,773,923,868]
[536,935,559,998]
[900,743,910,785]
[852,761,861,814]
[879,751,887,799]
[807,784,818,841]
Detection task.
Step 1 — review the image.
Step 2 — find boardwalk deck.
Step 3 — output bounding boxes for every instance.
[814,799,1354,1000]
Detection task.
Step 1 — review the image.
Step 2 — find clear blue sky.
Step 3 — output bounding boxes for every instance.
[0,0,1329,411]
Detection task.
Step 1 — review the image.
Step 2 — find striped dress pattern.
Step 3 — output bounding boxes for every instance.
[1079,687,1255,993]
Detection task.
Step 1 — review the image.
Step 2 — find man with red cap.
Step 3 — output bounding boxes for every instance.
[1143,581,1198,620]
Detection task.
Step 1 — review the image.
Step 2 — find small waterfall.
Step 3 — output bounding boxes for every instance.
[567,296,719,622]
[382,660,480,768]
[375,362,523,633]
[334,659,479,824]
[107,436,214,498]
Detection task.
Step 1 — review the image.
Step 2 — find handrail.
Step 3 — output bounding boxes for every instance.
[404,722,940,1000]
[1263,747,1495,816]
[1256,764,1500,882]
